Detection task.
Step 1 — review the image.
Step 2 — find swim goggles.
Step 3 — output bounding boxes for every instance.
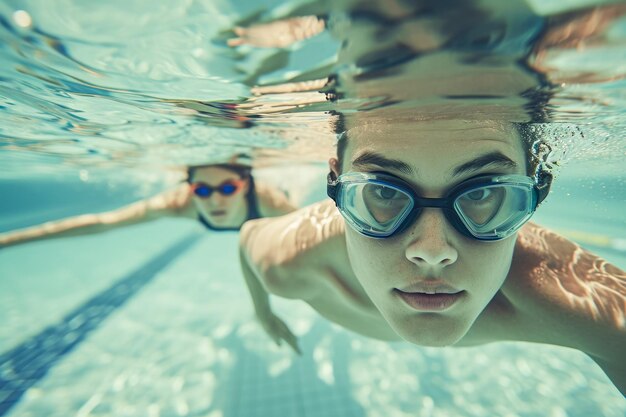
[191,179,246,198]
[327,172,549,241]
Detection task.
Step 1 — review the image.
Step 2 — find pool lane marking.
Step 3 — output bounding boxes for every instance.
[0,232,202,416]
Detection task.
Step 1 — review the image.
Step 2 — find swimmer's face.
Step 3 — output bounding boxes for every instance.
[331,120,527,346]
[190,166,250,228]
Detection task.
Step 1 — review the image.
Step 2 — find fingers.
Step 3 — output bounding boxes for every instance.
[286,337,302,356]
[261,315,302,355]
[278,323,302,356]
[263,321,283,347]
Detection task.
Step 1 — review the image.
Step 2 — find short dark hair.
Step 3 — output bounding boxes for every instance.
[187,163,252,183]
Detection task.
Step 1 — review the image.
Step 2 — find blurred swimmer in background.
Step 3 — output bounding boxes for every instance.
[0,162,296,246]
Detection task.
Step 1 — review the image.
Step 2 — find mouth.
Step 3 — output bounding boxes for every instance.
[210,210,227,217]
[394,281,465,312]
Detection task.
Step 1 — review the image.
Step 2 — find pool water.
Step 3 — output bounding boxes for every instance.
[0,0,625,416]
[1,211,624,417]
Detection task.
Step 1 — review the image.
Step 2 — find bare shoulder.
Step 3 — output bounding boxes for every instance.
[240,199,345,269]
[253,180,298,217]
[504,222,626,362]
[239,199,346,294]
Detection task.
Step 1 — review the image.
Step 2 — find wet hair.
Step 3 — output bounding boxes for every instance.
[329,111,553,190]
[187,163,252,183]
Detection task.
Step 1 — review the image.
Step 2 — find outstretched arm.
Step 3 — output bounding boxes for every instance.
[239,219,301,354]
[0,183,195,248]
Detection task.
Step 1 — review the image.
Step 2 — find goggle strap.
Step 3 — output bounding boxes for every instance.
[327,171,338,203]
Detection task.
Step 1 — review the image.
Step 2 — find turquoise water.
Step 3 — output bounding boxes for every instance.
[1,0,625,416]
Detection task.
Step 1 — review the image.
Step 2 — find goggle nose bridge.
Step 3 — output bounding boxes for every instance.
[409,196,450,209]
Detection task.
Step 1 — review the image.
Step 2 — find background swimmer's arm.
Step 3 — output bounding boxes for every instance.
[0,183,195,248]
[254,181,299,217]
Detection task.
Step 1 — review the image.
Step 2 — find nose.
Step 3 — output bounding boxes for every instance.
[207,193,228,207]
[405,208,458,268]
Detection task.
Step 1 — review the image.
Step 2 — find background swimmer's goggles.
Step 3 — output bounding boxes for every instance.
[327,172,549,241]
[191,179,245,198]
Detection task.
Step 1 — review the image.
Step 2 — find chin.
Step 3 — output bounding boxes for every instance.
[393,319,469,347]
[404,333,462,347]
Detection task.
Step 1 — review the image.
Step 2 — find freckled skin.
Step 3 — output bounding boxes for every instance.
[240,119,626,394]
[336,120,525,347]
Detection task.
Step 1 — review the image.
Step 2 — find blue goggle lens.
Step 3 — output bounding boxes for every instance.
[219,183,237,195]
[193,181,242,198]
[194,186,212,197]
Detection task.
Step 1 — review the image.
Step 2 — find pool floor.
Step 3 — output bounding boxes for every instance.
[0,213,624,417]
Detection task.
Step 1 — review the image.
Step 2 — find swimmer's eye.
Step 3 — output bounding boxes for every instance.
[367,184,404,201]
[465,188,492,201]
[377,185,400,199]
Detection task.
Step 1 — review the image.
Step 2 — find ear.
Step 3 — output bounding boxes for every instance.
[328,157,341,179]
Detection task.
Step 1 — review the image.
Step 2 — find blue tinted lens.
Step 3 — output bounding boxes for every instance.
[194,185,212,197]
[219,183,237,195]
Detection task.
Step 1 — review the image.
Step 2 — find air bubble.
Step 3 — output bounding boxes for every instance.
[12,10,32,28]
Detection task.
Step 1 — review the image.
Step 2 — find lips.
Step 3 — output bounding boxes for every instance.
[395,281,464,312]
[210,210,227,217]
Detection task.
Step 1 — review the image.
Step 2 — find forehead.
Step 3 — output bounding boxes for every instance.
[344,119,525,182]
[192,166,240,183]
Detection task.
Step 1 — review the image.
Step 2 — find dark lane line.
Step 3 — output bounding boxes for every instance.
[0,232,202,416]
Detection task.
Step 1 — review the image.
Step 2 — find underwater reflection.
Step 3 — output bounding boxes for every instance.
[515,223,626,328]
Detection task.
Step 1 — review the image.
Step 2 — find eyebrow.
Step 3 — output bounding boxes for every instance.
[351,151,414,175]
[451,151,518,178]
[351,151,518,179]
